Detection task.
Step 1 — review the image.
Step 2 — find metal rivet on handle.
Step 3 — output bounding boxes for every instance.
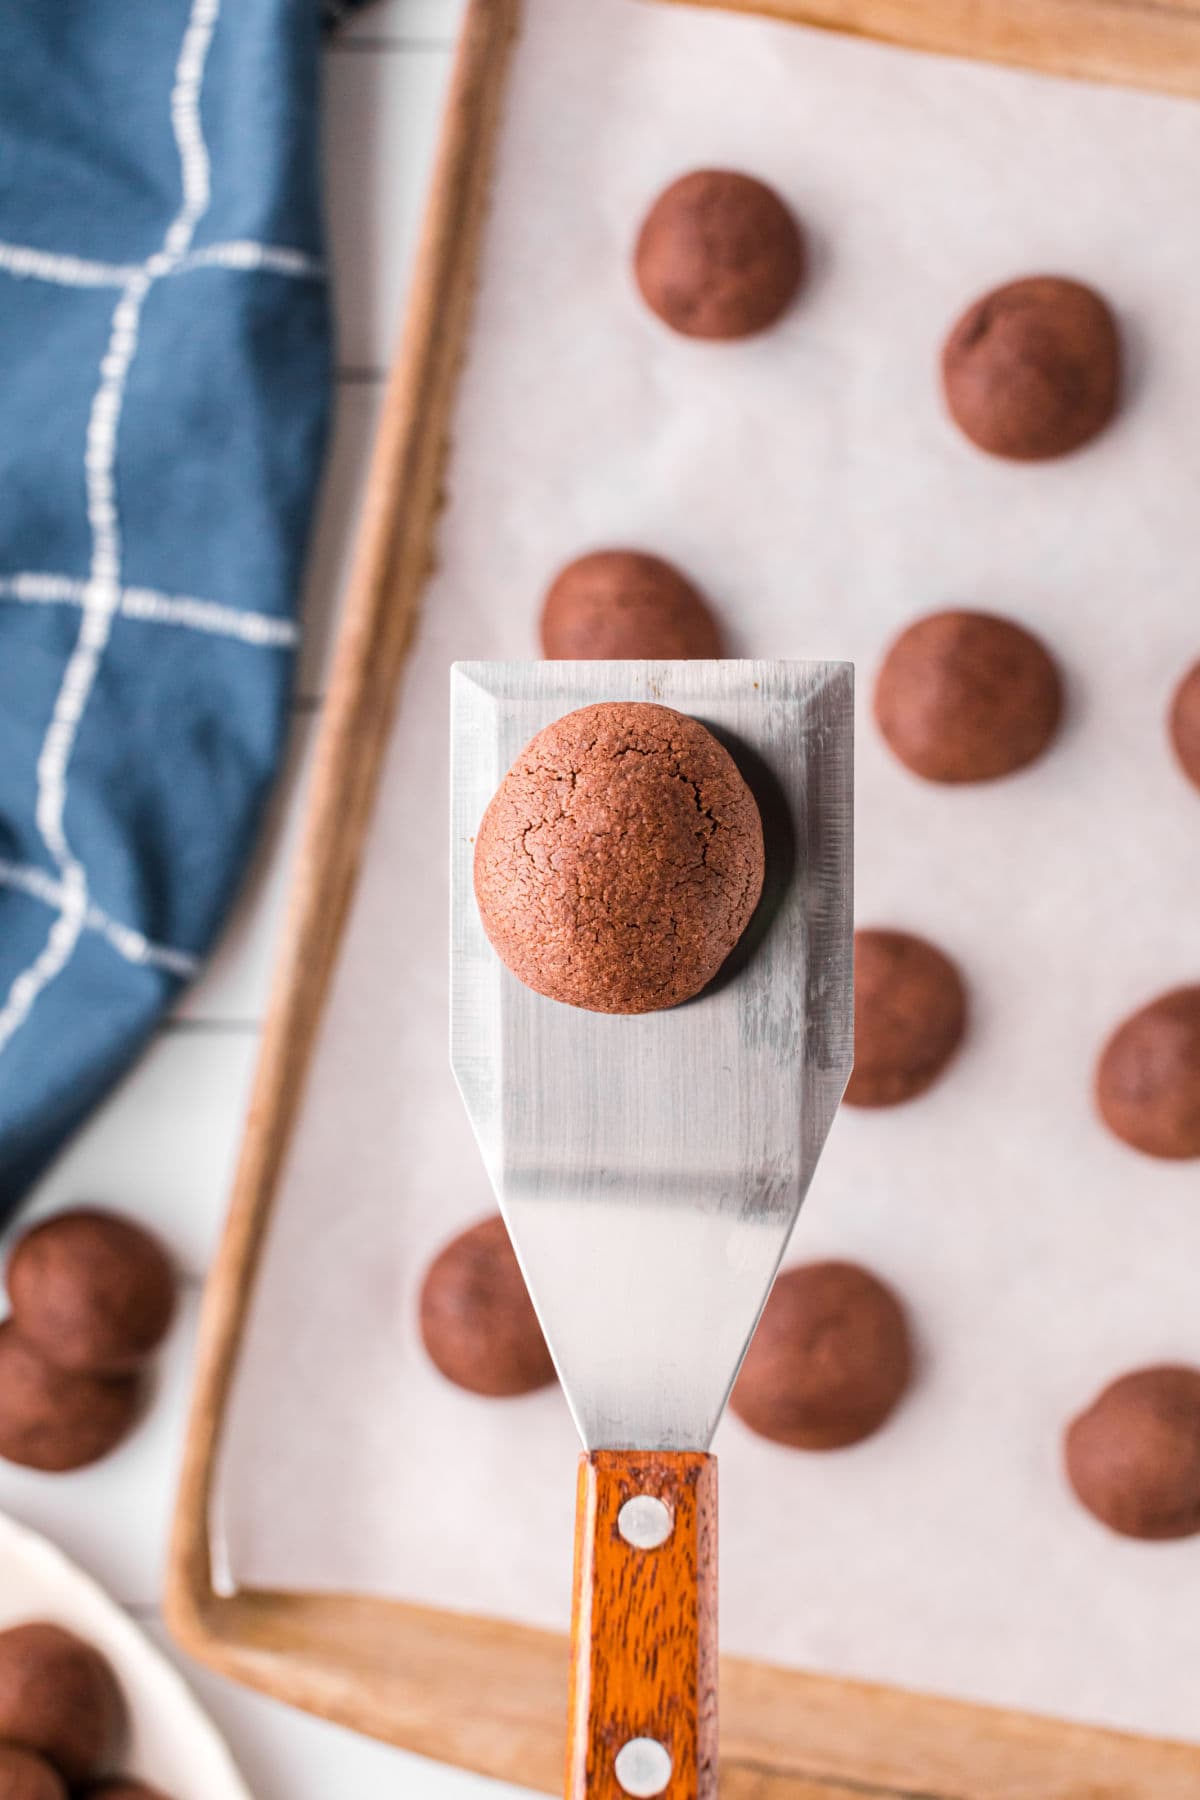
[617,1494,673,1550]
[614,1737,672,1797]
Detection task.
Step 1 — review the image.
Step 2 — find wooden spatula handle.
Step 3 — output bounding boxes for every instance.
[566,1450,717,1800]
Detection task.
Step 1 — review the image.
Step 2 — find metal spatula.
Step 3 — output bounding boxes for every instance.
[451,659,853,1800]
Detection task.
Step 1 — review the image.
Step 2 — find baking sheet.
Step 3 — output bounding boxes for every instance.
[215,0,1200,1744]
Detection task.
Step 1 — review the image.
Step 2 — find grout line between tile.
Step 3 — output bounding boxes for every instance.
[328,37,458,54]
[160,1016,263,1037]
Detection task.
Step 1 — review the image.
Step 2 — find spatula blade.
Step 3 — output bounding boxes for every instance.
[451,660,853,1452]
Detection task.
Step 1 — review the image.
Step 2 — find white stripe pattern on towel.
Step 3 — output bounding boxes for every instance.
[122,584,298,646]
[0,234,323,291]
[0,0,223,1056]
[0,572,299,649]
[0,241,142,288]
[0,861,199,978]
[173,240,324,279]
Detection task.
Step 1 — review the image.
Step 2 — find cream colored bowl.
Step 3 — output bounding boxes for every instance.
[0,1509,251,1798]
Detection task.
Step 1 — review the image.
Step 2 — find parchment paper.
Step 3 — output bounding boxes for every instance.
[216,0,1200,1743]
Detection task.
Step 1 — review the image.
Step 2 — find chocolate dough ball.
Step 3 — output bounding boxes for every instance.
[634,169,804,340]
[0,1748,66,1800]
[82,1784,173,1800]
[732,1261,912,1450]
[419,1216,554,1398]
[540,551,722,661]
[0,1623,122,1783]
[474,701,764,1013]
[1169,659,1200,793]
[874,608,1062,784]
[941,275,1120,460]
[0,1323,140,1472]
[1065,1366,1200,1540]
[7,1209,175,1375]
[1096,985,1200,1159]
[846,929,966,1108]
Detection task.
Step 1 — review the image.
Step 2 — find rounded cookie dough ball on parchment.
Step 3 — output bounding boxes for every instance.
[474,701,764,1014]
[874,609,1062,784]
[1096,985,1200,1159]
[540,551,723,662]
[1169,659,1200,794]
[845,928,966,1108]
[634,169,805,340]
[1065,1366,1200,1540]
[732,1261,913,1450]
[419,1216,554,1398]
[941,275,1120,460]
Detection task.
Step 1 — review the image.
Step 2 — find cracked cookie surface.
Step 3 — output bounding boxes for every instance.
[474,701,764,1013]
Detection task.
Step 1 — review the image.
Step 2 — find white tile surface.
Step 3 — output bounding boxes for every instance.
[176,715,317,1027]
[324,46,455,371]
[338,0,463,43]
[9,1033,259,1276]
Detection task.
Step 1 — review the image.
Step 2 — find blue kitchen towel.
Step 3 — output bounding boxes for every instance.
[0,0,365,1217]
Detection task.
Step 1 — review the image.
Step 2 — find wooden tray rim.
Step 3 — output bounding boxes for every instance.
[677,0,1200,99]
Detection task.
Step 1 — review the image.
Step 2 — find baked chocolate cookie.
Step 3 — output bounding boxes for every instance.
[874,608,1062,783]
[634,169,804,340]
[0,1747,66,1800]
[942,275,1120,460]
[419,1216,553,1398]
[846,929,966,1108]
[0,1322,140,1472]
[474,701,764,1013]
[1065,1366,1200,1540]
[1169,659,1200,793]
[732,1261,912,1450]
[1096,985,1200,1159]
[540,551,722,661]
[0,1623,122,1784]
[7,1209,175,1376]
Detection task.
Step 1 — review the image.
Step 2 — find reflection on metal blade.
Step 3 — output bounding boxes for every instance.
[451,661,853,1451]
